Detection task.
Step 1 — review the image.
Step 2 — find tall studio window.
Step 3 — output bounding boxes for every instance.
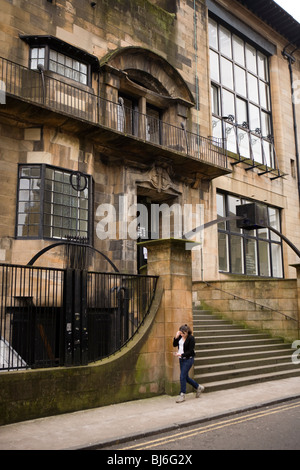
[209,18,274,167]
[16,165,90,240]
[30,47,89,85]
[217,192,283,278]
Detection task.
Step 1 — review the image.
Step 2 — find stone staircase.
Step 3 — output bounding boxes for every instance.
[193,306,300,392]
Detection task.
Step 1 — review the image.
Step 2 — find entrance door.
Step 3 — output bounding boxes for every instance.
[136,193,180,271]
[137,196,152,271]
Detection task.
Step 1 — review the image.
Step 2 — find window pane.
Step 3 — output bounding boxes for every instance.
[220,26,232,57]
[230,235,244,273]
[31,48,38,59]
[19,179,30,190]
[80,73,87,84]
[225,123,237,153]
[263,140,272,167]
[269,207,281,241]
[212,117,223,140]
[17,166,41,238]
[217,193,226,229]
[50,50,57,61]
[259,81,270,110]
[250,134,263,163]
[237,128,250,158]
[80,63,87,74]
[211,85,220,115]
[236,98,247,125]
[57,64,64,75]
[65,57,72,68]
[259,241,270,276]
[57,53,65,65]
[245,238,258,275]
[248,73,259,103]
[209,19,218,49]
[257,225,268,239]
[233,35,245,66]
[249,104,260,131]
[228,196,241,232]
[221,57,233,89]
[271,244,283,277]
[210,50,220,82]
[27,224,39,237]
[222,89,235,117]
[258,52,268,80]
[246,44,257,73]
[235,65,246,96]
[218,232,229,271]
[49,60,57,72]
[261,112,271,136]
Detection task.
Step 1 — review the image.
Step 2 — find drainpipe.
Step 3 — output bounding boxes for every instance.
[282,46,300,201]
[194,0,200,152]
[37,63,45,104]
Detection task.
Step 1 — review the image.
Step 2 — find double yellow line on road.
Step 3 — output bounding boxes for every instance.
[121,400,300,450]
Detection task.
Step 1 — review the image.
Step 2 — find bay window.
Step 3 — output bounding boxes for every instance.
[30,47,89,85]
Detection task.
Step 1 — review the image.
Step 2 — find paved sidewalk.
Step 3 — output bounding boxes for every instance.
[1,376,300,450]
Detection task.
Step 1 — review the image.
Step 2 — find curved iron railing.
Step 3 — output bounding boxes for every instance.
[0,263,158,371]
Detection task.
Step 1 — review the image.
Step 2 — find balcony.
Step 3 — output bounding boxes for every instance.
[0,56,230,180]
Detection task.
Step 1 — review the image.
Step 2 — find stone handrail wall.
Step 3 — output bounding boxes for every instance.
[193,278,300,342]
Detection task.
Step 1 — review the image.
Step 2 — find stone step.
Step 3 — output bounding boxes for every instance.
[195,360,299,383]
[197,369,300,393]
[194,324,245,331]
[196,340,289,355]
[194,347,293,366]
[195,354,294,374]
[193,313,229,321]
[194,330,270,345]
[192,305,299,392]
[197,337,282,348]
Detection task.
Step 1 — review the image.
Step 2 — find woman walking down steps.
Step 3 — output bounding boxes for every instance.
[173,324,205,403]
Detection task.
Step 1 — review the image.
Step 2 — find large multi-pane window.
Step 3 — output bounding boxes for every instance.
[16,165,90,241]
[209,18,274,167]
[217,192,283,278]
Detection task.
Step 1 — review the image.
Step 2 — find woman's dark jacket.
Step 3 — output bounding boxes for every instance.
[173,334,196,358]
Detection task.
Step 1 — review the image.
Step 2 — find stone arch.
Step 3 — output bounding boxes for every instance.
[100,46,195,105]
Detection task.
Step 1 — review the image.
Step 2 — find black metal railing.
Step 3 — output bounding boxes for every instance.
[0,56,228,169]
[0,263,158,371]
[0,263,64,370]
[87,271,158,362]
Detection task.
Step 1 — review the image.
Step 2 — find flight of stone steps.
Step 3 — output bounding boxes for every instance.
[193,306,300,392]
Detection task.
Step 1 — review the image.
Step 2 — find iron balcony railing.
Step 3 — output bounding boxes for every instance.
[0,262,158,371]
[0,56,228,170]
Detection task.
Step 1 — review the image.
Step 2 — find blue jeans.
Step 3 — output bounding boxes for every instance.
[179,357,198,394]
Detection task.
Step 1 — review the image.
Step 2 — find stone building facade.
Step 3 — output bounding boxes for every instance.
[1,0,300,423]
[0,0,300,296]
